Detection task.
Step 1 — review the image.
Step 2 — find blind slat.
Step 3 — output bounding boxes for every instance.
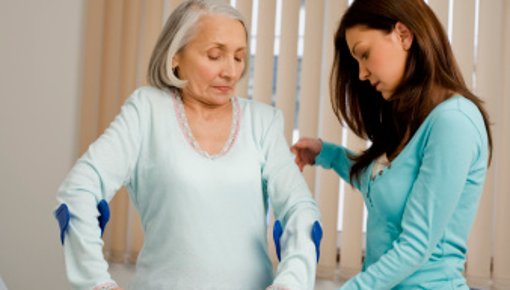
[275,0,300,143]
[137,0,164,86]
[167,0,186,14]
[234,0,253,98]
[99,0,126,262]
[298,0,326,191]
[79,0,105,155]
[316,0,348,279]
[427,0,450,33]
[119,0,142,108]
[339,133,366,280]
[450,0,476,89]
[108,0,143,263]
[98,0,124,131]
[492,2,510,288]
[252,0,276,104]
[127,0,165,257]
[464,0,500,286]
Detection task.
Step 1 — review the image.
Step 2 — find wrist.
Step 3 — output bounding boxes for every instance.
[313,138,324,165]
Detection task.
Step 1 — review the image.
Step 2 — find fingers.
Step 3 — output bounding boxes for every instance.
[294,151,304,171]
[292,137,325,173]
[291,137,320,172]
[293,150,314,172]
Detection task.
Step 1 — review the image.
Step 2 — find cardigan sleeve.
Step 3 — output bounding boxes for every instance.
[261,110,321,290]
[315,141,363,190]
[339,109,488,289]
[55,89,145,290]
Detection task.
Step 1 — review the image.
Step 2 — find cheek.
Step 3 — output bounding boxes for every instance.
[185,64,217,85]
[197,64,220,82]
[378,50,406,85]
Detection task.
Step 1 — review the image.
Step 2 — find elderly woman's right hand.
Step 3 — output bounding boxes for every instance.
[290,137,323,172]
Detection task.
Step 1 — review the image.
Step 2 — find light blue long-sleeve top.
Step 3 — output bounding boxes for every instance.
[56,86,320,290]
[315,96,489,289]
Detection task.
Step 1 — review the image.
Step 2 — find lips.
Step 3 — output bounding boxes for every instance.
[371,81,380,90]
[212,85,233,93]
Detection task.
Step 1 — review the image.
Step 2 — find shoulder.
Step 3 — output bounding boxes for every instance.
[120,86,174,120]
[427,96,486,138]
[237,98,285,143]
[238,97,284,130]
[238,97,281,119]
[421,96,488,153]
[127,86,172,105]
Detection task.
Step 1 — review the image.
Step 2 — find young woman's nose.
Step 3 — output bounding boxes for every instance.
[358,63,370,81]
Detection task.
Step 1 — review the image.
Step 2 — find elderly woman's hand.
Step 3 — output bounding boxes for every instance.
[266,285,290,290]
[290,137,323,172]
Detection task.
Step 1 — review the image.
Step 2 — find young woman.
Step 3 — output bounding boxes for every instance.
[292,0,492,289]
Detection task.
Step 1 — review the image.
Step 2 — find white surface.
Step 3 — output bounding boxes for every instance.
[0,277,7,290]
[0,0,84,289]
[109,262,344,290]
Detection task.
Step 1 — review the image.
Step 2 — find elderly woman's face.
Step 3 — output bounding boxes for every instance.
[173,14,247,106]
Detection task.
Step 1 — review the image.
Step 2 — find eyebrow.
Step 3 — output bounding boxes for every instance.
[209,42,246,52]
[351,41,361,56]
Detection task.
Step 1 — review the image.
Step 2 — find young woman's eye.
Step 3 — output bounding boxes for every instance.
[234,56,243,62]
[361,52,369,60]
[208,55,220,60]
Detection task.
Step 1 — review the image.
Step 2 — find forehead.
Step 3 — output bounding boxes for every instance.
[345,25,385,47]
[189,14,247,49]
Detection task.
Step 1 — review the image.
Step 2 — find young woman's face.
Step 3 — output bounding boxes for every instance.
[345,23,412,100]
[173,14,247,106]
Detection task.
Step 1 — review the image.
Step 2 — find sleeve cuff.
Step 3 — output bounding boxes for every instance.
[266,285,291,290]
[315,141,338,169]
[93,281,119,290]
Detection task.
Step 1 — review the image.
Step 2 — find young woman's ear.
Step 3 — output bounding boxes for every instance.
[395,22,414,50]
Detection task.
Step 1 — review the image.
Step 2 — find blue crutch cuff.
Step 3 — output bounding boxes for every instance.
[311,221,323,262]
[54,203,70,245]
[97,199,110,237]
[273,220,283,261]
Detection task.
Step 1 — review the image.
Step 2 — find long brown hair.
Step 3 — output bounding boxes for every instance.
[330,0,493,182]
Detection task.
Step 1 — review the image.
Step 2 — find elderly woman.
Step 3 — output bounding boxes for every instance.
[54,1,321,290]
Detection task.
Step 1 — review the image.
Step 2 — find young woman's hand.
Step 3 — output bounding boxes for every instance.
[290,137,322,171]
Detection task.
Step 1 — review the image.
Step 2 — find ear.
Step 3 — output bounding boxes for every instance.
[171,55,179,70]
[394,22,413,50]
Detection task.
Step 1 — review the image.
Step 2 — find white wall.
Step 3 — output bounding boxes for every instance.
[0,0,84,289]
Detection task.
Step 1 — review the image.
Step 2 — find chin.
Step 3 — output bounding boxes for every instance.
[209,94,233,105]
[381,92,393,100]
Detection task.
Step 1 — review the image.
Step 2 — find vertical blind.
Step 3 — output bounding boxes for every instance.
[78,0,510,288]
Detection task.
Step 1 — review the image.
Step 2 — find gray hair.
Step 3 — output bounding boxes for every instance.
[147,0,248,90]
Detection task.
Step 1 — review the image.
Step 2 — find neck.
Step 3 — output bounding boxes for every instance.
[180,95,232,121]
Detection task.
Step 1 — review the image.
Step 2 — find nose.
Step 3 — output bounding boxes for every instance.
[358,62,370,81]
[220,57,237,80]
